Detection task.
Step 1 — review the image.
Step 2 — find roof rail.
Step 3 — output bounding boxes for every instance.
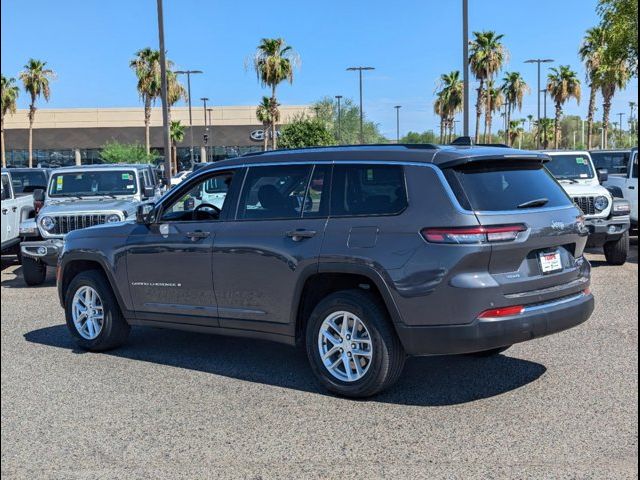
[241,143,440,157]
[450,136,509,148]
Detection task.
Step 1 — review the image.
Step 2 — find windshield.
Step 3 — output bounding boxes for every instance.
[10,170,48,193]
[49,170,138,197]
[545,154,594,180]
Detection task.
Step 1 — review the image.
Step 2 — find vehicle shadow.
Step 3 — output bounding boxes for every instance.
[24,325,546,406]
[0,263,57,288]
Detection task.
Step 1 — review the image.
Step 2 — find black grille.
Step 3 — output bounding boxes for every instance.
[573,196,596,215]
[51,214,108,235]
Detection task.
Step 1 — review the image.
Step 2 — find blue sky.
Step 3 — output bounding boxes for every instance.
[1,0,637,138]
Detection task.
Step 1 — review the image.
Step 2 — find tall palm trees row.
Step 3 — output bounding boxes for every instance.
[1,59,55,167]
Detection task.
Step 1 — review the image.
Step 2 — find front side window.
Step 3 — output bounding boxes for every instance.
[545,154,594,180]
[237,165,312,220]
[331,165,407,216]
[590,151,630,175]
[161,171,235,222]
[10,171,48,193]
[49,170,138,197]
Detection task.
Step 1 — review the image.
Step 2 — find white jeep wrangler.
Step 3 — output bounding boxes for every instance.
[543,151,631,265]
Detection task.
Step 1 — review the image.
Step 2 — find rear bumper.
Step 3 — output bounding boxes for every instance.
[395,292,594,356]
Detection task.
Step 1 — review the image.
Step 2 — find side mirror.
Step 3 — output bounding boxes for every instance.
[136,203,155,225]
[143,186,155,199]
[597,168,609,183]
[33,188,45,202]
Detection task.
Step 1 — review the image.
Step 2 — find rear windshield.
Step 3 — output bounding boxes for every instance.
[545,154,594,180]
[445,161,573,211]
[590,151,630,175]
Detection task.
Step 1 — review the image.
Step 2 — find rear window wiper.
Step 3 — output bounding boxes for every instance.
[517,198,549,209]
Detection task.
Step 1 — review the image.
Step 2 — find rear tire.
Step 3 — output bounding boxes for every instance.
[305,289,405,398]
[22,257,47,286]
[603,230,629,266]
[467,346,511,357]
[65,270,130,351]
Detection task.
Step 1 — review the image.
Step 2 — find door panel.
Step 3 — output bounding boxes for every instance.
[212,164,330,327]
[125,221,218,320]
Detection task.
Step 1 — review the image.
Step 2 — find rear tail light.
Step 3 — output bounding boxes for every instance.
[478,305,525,319]
[421,225,526,244]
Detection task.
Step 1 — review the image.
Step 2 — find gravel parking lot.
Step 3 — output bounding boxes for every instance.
[1,243,637,479]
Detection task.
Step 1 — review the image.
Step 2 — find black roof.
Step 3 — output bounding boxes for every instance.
[197,144,548,171]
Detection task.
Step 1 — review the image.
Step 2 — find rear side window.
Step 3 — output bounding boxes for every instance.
[331,165,407,216]
[237,164,311,220]
[590,151,629,175]
[444,161,572,211]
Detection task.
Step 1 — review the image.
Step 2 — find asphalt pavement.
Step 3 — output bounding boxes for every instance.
[1,242,637,479]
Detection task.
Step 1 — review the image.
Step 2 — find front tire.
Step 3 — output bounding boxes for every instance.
[305,289,405,398]
[22,257,47,286]
[65,270,130,351]
[603,230,629,266]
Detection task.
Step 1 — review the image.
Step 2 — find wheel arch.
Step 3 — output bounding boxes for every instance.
[293,263,403,346]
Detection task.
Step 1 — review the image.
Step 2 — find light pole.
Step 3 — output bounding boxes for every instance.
[347,66,375,144]
[207,107,214,160]
[525,58,554,148]
[175,69,203,166]
[335,95,343,143]
[618,112,626,146]
[394,105,402,143]
[201,97,209,162]
[156,0,171,183]
[462,0,469,137]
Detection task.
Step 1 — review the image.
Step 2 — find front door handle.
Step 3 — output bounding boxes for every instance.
[186,231,210,240]
[286,229,317,241]
[12,206,17,212]
[629,186,635,190]
[1,209,7,215]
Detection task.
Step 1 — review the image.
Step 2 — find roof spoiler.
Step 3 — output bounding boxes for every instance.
[451,136,509,148]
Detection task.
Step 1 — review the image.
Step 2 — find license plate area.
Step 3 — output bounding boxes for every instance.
[539,250,563,274]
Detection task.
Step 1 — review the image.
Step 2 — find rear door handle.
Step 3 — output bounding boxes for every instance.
[186,231,210,240]
[12,206,17,212]
[1,209,7,215]
[629,186,635,190]
[286,229,317,241]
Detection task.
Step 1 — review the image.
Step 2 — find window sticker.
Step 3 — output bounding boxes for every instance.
[122,173,133,180]
[576,157,588,165]
[56,176,64,190]
[126,184,134,189]
[580,173,588,178]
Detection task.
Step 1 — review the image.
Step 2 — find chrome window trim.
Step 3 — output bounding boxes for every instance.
[171,159,578,217]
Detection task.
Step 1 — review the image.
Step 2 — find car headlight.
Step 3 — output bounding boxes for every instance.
[40,216,56,231]
[594,196,609,212]
[106,214,122,223]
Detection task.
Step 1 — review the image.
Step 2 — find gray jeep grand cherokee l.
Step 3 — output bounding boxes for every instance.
[57,145,594,397]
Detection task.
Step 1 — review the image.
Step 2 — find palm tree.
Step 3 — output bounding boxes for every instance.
[484,80,504,143]
[527,114,534,132]
[599,56,630,148]
[509,120,525,148]
[579,27,607,149]
[501,72,529,145]
[547,65,581,149]
[434,71,464,143]
[19,59,55,168]
[1,75,20,168]
[252,38,299,149]
[169,120,185,175]
[256,96,276,151]
[535,118,555,149]
[469,31,507,143]
[130,48,161,154]
[167,69,187,121]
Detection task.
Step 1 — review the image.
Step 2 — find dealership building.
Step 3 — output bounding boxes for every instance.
[3,105,310,167]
